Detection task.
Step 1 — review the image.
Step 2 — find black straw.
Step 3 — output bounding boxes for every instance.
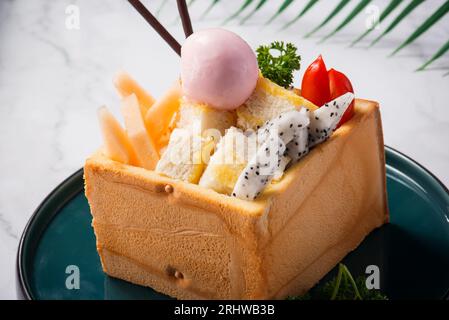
[176,0,194,38]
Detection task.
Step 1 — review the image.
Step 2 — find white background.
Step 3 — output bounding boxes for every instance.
[0,0,448,299]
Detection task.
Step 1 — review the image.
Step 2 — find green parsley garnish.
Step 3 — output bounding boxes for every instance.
[287,263,388,300]
[256,41,301,88]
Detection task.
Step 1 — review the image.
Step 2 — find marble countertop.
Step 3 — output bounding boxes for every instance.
[0,0,448,299]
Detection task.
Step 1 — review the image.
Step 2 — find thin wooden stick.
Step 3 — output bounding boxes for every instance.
[128,0,181,56]
[176,0,193,37]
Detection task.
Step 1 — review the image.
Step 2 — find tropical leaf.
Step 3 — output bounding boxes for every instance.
[240,0,269,24]
[281,0,320,30]
[350,0,402,47]
[305,0,351,38]
[321,0,372,43]
[200,0,221,19]
[416,39,449,71]
[391,0,449,55]
[266,0,296,24]
[371,0,425,46]
[223,0,255,24]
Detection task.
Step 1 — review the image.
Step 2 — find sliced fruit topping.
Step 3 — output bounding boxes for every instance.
[144,80,182,151]
[301,55,355,128]
[114,71,155,117]
[97,106,137,165]
[121,94,159,170]
[328,68,355,128]
[301,55,330,107]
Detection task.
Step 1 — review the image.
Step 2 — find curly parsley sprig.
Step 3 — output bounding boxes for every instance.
[256,41,301,88]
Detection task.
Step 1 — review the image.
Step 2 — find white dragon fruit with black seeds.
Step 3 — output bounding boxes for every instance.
[232,93,354,200]
[285,108,310,163]
[233,110,308,200]
[257,110,309,146]
[308,92,354,147]
[233,132,287,200]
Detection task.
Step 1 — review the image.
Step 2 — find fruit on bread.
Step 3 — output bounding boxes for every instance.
[198,127,257,195]
[232,109,312,200]
[120,94,159,170]
[114,71,155,117]
[145,80,182,151]
[97,106,138,165]
[328,69,355,129]
[155,128,213,184]
[176,98,237,136]
[236,74,317,131]
[84,99,388,299]
[302,55,355,128]
[308,92,354,147]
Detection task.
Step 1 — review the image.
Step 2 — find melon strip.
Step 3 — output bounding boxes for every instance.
[97,106,138,165]
[114,71,155,116]
[145,80,182,151]
[121,94,159,170]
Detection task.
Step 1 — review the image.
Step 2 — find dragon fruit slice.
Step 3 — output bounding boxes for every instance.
[285,108,310,163]
[233,109,309,200]
[273,155,291,181]
[232,133,286,200]
[308,92,354,147]
[257,110,309,145]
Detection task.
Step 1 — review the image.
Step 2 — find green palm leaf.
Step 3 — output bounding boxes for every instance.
[321,0,372,43]
[391,0,449,55]
[266,0,296,24]
[281,0,320,30]
[223,0,255,24]
[305,0,351,38]
[416,39,449,71]
[350,0,402,47]
[240,0,269,24]
[200,0,221,19]
[371,0,424,47]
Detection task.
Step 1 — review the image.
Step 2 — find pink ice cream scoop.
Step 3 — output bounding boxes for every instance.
[181,28,259,111]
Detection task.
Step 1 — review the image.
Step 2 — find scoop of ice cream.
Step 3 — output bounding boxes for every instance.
[181,28,259,111]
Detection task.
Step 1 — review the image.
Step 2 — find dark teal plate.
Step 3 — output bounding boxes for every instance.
[16,147,449,300]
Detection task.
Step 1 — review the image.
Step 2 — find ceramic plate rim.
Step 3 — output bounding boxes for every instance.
[15,146,449,300]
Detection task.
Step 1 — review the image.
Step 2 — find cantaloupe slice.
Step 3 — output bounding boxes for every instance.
[145,80,182,151]
[97,106,138,165]
[121,94,159,170]
[114,71,155,117]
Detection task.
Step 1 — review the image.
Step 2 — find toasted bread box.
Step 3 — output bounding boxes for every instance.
[84,99,388,299]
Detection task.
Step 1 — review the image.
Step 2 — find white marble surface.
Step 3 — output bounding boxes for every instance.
[0,0,448,299]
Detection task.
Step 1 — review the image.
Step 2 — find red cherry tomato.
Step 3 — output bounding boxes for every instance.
[328,68,355,128]
[301,55,330,107]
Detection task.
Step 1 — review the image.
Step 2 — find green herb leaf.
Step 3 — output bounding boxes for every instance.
[350,0,402,47]
[321,0,372,43]
[266,0,296,24]
[287,263,388,300]
[257,41,301,88]
[223,0,255,24]
[281,0,320,31]
[417,39,449,71]
[305,0,351,38]
[371,0,425,47]
[391,0,449,56]
[240,0,269,25]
